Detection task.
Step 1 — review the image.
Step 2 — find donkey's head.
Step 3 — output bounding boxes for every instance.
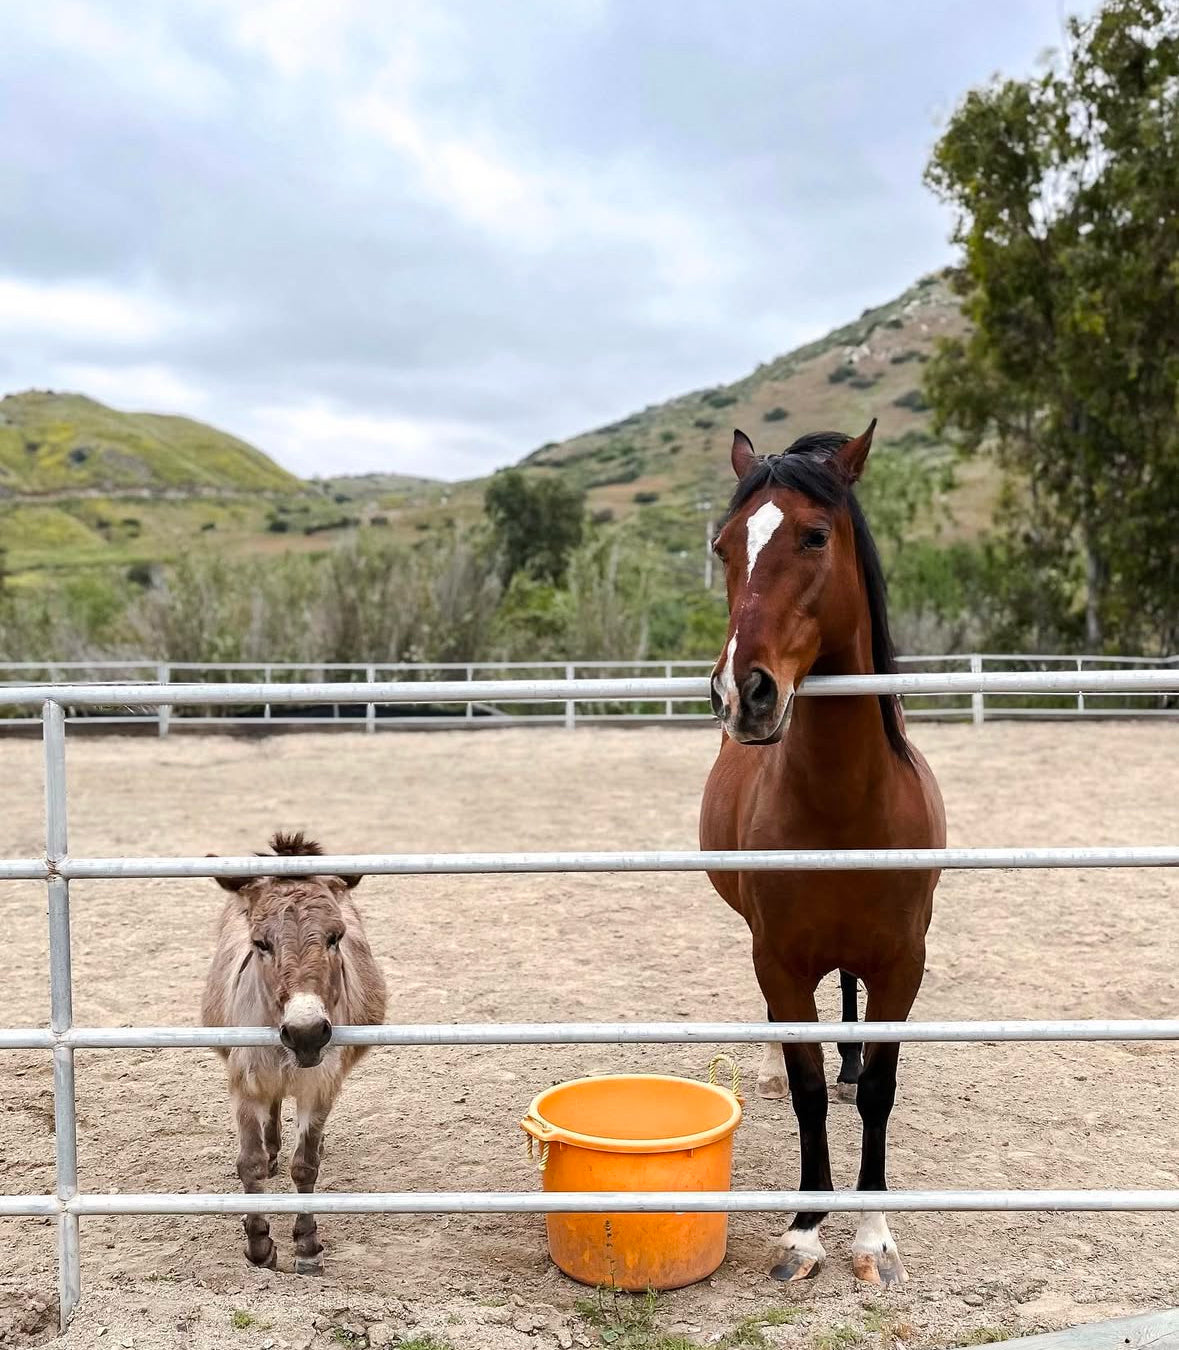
[710,422,883,745]
[215,832,362,1068]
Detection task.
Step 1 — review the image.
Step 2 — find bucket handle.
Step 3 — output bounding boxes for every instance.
[520,1114,553,1172]
[707,1052,743,1102]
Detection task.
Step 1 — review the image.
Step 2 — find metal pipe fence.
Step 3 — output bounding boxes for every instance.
[2,668,1178,1330]
[1,653,1175,732]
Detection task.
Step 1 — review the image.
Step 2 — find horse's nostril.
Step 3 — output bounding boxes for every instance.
[743,668,777,711]
[710,677,727,720]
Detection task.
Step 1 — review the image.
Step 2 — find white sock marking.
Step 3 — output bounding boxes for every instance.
[758,1041,786,1085]
[852,1210,897,1258]
[777,1225,826,1264]
[282,992,328,1031]
[745,501,784,580]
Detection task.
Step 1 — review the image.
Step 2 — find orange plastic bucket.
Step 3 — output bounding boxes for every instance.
[520,1061,743,1291]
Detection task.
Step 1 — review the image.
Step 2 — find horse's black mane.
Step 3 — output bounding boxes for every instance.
[724,430,914,766]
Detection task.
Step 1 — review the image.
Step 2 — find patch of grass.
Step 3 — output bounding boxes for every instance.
[330,1330,366,1347]
[396,1338,455,1350]
[811,1326,863,1350]
[956,1331,1010,1346]
[719,1309,804,1348]
[230,1310,255,1330]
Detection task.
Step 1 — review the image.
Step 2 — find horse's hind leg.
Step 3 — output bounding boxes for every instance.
[757,1004,789,1100]
[264,1100,282,1178]
[851,960,922,1286]
[234,1097,277,1269]
[291,1098,329,1275]
[835,969,863,1103]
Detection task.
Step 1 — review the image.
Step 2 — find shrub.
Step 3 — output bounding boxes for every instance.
[828,363,854,384]
[763,407,789,422]
[266,517,290,533]
[633,491,660,504]
[703,391,738,409]
[889,349,927,365]
[659,430,676,443]
[892,388,930,411]
[693,417,715,430]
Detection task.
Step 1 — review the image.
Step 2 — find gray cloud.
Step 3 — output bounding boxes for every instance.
[0,0,1091,478]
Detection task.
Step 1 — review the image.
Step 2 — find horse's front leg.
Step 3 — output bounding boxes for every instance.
[851,962,922,1286]
[235,1097,277,1268]
[291,1098,330,1275]
[760,970,832,1283]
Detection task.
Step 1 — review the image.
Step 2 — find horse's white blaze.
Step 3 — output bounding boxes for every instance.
[745,500,784,580]
[282,992,328,1031]
[852,1211,897,1259]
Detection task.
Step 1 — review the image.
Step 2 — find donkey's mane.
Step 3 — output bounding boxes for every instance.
[724,431,914,766]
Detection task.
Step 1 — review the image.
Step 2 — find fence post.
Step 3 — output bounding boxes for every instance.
[156,663,170,738]
[465,665,474,721]
[971,654,984,727]
[43,700,81,1329]
[263,665,272,725]
[565,663,576,730]
[665,663,674,718]
[366,665,376,734]
[1077,656,1085,716]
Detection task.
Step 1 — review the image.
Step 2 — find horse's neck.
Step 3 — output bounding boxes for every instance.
[776,629,897,813]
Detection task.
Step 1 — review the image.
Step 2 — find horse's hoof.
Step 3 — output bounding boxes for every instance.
[770,1230,826,1283]
[294,1255,324,1276]
[852,1248,908,1286]
[833,1080,858,1104]
[756,1074,789,1101]
[770,1252,823,1282]
[246,1242,277,1270]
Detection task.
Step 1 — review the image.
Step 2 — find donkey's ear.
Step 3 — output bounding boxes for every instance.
[731,429,757,479]
[834,419,876,484]
[208,853,251,892]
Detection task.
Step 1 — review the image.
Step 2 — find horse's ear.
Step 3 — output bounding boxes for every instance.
[208,853,250,892]
[731,429,757,479]
[834,419,876,484]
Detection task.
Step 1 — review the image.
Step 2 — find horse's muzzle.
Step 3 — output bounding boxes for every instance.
[716,667,792,744]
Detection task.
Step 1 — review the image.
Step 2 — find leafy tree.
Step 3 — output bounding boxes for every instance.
[924,0,1179,651]
[484,469,586,586]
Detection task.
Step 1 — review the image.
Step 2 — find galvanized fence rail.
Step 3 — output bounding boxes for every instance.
[1,653,1176,732]
[2,668,1178,1330]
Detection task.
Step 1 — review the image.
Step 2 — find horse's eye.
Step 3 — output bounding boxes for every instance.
[252,938,271,955]
[801,529,829,551]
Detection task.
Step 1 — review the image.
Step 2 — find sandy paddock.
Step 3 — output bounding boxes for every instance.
[1,723,1177,1350]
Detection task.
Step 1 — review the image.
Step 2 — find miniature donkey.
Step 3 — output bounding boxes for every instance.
[202,832,387,1272]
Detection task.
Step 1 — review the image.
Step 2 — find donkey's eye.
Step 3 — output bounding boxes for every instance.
[252,938,271,955]
[801,529,829,551]
[326,931,342,950]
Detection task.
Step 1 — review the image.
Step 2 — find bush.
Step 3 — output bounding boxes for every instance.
[889,349,927,365]
[849,374,879,390]
[702,392,737,409]
[763,407,789,422]
[827,363,854,384]
[267,517,290,533]
[659,430,677,443]
[892,388,930,411]
[633,491,660,504]
[693,417,715,430]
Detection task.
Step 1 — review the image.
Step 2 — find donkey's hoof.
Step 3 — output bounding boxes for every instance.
[294,1254,324,1276]
[756,1074,789,1101]
[267,1157,280,1178]
[832,1080,858,1104]
[852,1248,908,1286]
[770,1230,826,1283]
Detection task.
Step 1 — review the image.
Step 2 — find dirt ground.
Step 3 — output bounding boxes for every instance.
[1,723,1177,1350]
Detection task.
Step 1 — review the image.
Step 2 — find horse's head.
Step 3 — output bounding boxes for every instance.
[709,422,876,744]
[214,832,362,1068]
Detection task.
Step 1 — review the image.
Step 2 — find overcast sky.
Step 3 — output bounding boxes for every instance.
[0,1,1088,481]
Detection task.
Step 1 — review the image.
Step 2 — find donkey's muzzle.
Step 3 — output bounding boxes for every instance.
[280,1016,332,1068]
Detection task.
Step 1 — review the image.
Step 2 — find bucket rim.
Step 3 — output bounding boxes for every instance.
[521,1072,743,1155]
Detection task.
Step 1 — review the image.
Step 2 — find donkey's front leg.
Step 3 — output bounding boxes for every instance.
[235,1097,277,1268]
[264,1099,282,1178]
[291,1099,330,1275]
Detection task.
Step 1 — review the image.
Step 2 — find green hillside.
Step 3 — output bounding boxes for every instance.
[0,391,301,495]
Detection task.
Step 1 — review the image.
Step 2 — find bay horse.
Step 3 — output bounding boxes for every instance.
[202,832,387,1273]
[699,423,945,1286]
